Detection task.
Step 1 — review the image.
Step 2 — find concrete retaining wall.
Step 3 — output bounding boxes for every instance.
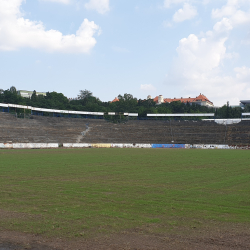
[0,143,59,149]
[0,143,13,149]
[0,143,249,149]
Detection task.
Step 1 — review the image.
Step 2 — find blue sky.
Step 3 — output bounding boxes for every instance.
[0,0,250,106]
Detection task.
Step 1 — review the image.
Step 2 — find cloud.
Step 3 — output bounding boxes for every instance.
[85,0,110,14]
[167,17,250,106]
[140,84,156,91]
[235,66,250,79]
[0,0,100,53]
[212,0,250,26]
[175,32,227,77]
[163,0,209,8]
[173,3,197,22]
[41,0,71,4]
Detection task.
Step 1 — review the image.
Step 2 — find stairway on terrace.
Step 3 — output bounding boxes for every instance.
[0,113,99,143]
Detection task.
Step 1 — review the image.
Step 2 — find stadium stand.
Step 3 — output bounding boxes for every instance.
[0,112,250,145]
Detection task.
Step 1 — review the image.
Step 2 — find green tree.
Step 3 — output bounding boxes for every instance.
[78,90,93,100]
[10,86,17,94]
[115,93,138,112]
[31,90,37,103]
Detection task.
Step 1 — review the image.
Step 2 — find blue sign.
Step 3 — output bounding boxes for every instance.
[152,144,185,148]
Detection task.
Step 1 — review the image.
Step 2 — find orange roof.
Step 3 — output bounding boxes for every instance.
[194,94,212,103]
[153,96,158,102]
[112,97,119,103]
[162,94,213,105]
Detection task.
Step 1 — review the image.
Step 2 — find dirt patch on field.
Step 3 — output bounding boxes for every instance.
[0,209,42,221]
[1,226,250,250]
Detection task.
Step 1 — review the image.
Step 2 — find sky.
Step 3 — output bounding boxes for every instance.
[0,0,250,106]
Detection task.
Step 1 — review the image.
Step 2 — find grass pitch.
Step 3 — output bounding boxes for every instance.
[0,148,250,238]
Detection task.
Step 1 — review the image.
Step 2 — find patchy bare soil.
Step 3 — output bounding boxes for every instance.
[1,227,250,250]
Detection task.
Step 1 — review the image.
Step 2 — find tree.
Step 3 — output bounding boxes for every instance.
[0,89,3,102]
[78,90,93,100]
[3,87,21,104]
[114,93,138,112]
[31,90,37,102]
[45,92,69,109]
[10,86,17,94]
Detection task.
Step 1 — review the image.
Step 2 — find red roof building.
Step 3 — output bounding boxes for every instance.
[112,97,119,103]
[154,94,213,107]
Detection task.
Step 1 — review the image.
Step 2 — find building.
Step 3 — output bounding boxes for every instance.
[112,97,119,103]
[240,100,250,108]
[17,90,46,98]
[153,94,214,107]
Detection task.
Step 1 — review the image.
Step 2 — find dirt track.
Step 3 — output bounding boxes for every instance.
[1,229,250,250]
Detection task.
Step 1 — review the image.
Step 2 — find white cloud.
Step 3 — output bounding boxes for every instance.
[235,66,250,79]
[41,0,71,4]
[163,0,209,8]
[175,26,228,76]
[140,84,156,91]
[167,17,250,106]
[212,17,233,33]
[85,0,110,14]
[0,0,100,53]
[173,3,197,22]
[212,0,250,26]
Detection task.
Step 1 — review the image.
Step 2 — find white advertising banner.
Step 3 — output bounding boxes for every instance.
[133,144,151,148]
[111,144,124,148]
[4,143,13,149]
[12,143,59,149]
[123,144,134,148]
[63,143,91,148]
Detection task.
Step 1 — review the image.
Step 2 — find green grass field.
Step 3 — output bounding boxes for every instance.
[0,148,250,238]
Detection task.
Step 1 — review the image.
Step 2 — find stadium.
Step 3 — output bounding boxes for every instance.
[0,102,250,249]
[0,102,250,148]
[1,0,250,247]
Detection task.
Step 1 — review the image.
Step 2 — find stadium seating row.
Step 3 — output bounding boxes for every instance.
[0,112,250,145]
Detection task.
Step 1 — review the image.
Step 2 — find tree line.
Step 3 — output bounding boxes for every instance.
[0,86,245,119]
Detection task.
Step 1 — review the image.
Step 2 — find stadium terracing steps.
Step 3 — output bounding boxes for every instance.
[0,112,250,145]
